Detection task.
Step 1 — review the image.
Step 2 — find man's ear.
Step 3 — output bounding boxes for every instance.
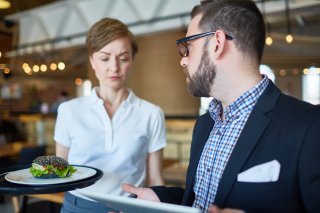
[212,30,227,58]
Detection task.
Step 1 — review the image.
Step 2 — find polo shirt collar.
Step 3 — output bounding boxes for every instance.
[88,87,138,105]
[124,89,137,105]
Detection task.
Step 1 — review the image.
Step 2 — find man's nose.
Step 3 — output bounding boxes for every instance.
[180,56,187,67]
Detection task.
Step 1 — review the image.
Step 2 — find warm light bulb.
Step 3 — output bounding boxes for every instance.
[286,34,293,43]
[266,36,273,46]
[24,66,32,74]
[22,63,29,69]
[58,62,65,70]
[0,0,11,9]
[75,78,83,86]
[40,64,47,72]
[50,63,57,71]
[279,69,286,76]
[33,65,40,72]
[292,68,299,75]
[3,67,10,74]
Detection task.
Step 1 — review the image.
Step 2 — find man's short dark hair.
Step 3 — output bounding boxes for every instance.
[191,0,266,63]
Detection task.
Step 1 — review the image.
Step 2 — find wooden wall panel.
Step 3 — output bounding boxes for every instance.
[129,30,200,117]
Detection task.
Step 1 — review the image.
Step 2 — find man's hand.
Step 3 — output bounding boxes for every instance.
[122,183,160,202]
[208,205,245,213]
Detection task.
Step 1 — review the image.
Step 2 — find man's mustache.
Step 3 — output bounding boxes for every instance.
[183,67,190,78]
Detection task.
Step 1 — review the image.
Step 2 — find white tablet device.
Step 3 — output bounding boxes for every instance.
[79,190,201,213]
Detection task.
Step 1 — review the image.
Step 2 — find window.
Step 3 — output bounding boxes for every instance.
[76,79,92,97]
[302,67,320,105]
[260,64,275,82]
[199,97,213,115]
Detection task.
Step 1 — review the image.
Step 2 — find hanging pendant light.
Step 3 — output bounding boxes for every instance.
[266,36,273,46]
[265,17,273,46]
[261,0,273,46]
[285,34,293,43]
[0,0,11,9]
[285,0,293,44]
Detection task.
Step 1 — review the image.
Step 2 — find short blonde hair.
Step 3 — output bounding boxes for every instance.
[86,17,138,58]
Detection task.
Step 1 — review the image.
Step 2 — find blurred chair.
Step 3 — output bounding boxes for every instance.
[17,145,46,165]
[12,145,47,213]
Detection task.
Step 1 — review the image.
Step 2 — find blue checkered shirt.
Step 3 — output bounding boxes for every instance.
[192,76,269,212]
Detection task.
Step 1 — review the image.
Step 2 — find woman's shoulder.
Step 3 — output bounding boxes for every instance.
[135,97,163,113]
[128,90,162,112]
[58,95,91,111]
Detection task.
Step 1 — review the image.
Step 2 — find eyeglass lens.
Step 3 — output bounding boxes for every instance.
[177,42,188,57]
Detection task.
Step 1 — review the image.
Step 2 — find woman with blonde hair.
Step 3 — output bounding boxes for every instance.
[55,17,166,213]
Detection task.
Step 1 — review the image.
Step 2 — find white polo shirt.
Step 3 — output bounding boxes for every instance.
[54,88,166,198]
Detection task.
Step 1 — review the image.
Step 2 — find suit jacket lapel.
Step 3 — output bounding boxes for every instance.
[189,113,214,180]
[183,113,214,205]
[214,81,281,206]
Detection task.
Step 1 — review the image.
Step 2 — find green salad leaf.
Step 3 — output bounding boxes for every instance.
[53,165,77,177]
[30,164,77,178]
[30,167,49,177]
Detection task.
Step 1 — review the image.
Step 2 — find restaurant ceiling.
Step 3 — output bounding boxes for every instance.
[5,0,198,52]
[1,0,320,78]
[0,0,57,37]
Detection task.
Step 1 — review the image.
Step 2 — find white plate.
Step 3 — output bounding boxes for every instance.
[5,166,96,185]
[79,190,201,213]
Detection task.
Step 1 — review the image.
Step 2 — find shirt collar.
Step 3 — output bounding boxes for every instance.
[209,75,269,123]
[88,87,138,106]
[123,89,137,106]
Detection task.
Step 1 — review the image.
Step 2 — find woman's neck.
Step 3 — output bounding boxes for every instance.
[97,86,129,119]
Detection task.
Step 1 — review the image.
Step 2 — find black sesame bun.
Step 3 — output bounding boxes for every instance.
[33,156,69,168]
[30,155,76,179]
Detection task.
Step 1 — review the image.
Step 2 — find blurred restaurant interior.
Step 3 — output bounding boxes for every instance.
[0,0,319,211]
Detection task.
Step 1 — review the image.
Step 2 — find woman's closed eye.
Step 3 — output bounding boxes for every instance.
[119,57,129,62]
[100,57,109,62]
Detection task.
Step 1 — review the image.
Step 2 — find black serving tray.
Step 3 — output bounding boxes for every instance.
[0,165,103,195]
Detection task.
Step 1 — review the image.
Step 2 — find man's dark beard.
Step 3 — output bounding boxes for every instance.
[186,49,216,97]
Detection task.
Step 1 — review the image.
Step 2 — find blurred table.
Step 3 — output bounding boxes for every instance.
[28,192,64,203]
[163,163,188,187]
[12,192,64,213]
[0,142,31,158]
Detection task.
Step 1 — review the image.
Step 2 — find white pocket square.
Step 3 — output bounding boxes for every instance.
[237,160,280,182]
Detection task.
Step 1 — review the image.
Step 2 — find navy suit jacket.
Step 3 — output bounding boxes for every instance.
[153,81,320,213]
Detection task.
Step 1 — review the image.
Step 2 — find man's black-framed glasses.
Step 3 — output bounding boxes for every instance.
[176,31,233,57]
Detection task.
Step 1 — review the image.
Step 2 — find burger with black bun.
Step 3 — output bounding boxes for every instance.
[30,155,77,178]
